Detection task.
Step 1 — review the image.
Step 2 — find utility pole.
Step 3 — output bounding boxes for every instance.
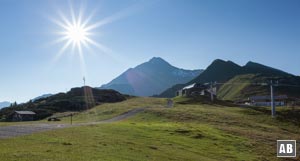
[210,82,214,102]
[270,80,275,117]
[270,80,278,117]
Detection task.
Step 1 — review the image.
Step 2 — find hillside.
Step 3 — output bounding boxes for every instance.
[244,61,291,77]
[32,94,53,102]
[0,86,126,121]
[158,59,298,98]
[1,97,299,160]
[100,57,203,96]
[189,59,245,84]
[218,74,300,101]
[159,59,247,98]
[217,74,256,100]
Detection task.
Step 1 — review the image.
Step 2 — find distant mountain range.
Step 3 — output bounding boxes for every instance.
[0,101,11,109]
[100,57,203,96]
[0,94,54,109]
[32,94,53,102]
[158,59,300,99]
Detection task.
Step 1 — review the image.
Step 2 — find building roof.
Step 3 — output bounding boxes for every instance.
[15,111,36,115]
[183,83,196,90]
[182,83,208,90]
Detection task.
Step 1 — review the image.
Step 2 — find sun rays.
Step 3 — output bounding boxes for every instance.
[48,1,149,77]
[50,3,112,76]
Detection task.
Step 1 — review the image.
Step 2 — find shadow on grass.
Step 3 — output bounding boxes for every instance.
[242,105,300,126]
[174,95,237,107]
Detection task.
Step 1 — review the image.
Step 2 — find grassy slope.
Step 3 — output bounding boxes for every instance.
[217,74,254,100]
[0,97,165,126]
[57,97,166,123]
[1,97,300,160]
[217,74,273,101]
[218,74,300,101]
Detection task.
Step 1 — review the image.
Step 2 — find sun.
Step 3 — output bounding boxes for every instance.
[53,12,94,56]
[65,24,88,44]
[51,3,112,62]
[50,1,139,75]
[49,4,115,77]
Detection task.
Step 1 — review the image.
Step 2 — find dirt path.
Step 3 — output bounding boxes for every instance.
[0,107,145,139]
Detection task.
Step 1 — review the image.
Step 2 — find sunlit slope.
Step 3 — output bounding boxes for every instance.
[57,97,166,123]
[217,74,300,101]
[217,74,256,100]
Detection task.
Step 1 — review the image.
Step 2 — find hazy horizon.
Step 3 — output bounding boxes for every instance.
[0,0,299,102]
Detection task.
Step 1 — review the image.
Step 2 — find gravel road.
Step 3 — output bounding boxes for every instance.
[0,107,145,139]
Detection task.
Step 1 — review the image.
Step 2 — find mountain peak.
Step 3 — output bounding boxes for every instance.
[100,57,202,96]
[244,61,291,76]
[245,61,262,67]
[212,59,226,63]
[210,59,241,68]
[187,59,243,84]
[133,57,173,70]
[148,57,169,64]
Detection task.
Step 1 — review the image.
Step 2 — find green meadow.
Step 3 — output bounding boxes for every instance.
[1,97,300,161]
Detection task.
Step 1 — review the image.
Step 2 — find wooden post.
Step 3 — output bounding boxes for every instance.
[70,113,73,125]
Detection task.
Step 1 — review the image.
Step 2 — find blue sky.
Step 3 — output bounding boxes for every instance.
[0,0,299,102]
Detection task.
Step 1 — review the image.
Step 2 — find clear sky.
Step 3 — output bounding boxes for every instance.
[0,0,299,102]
